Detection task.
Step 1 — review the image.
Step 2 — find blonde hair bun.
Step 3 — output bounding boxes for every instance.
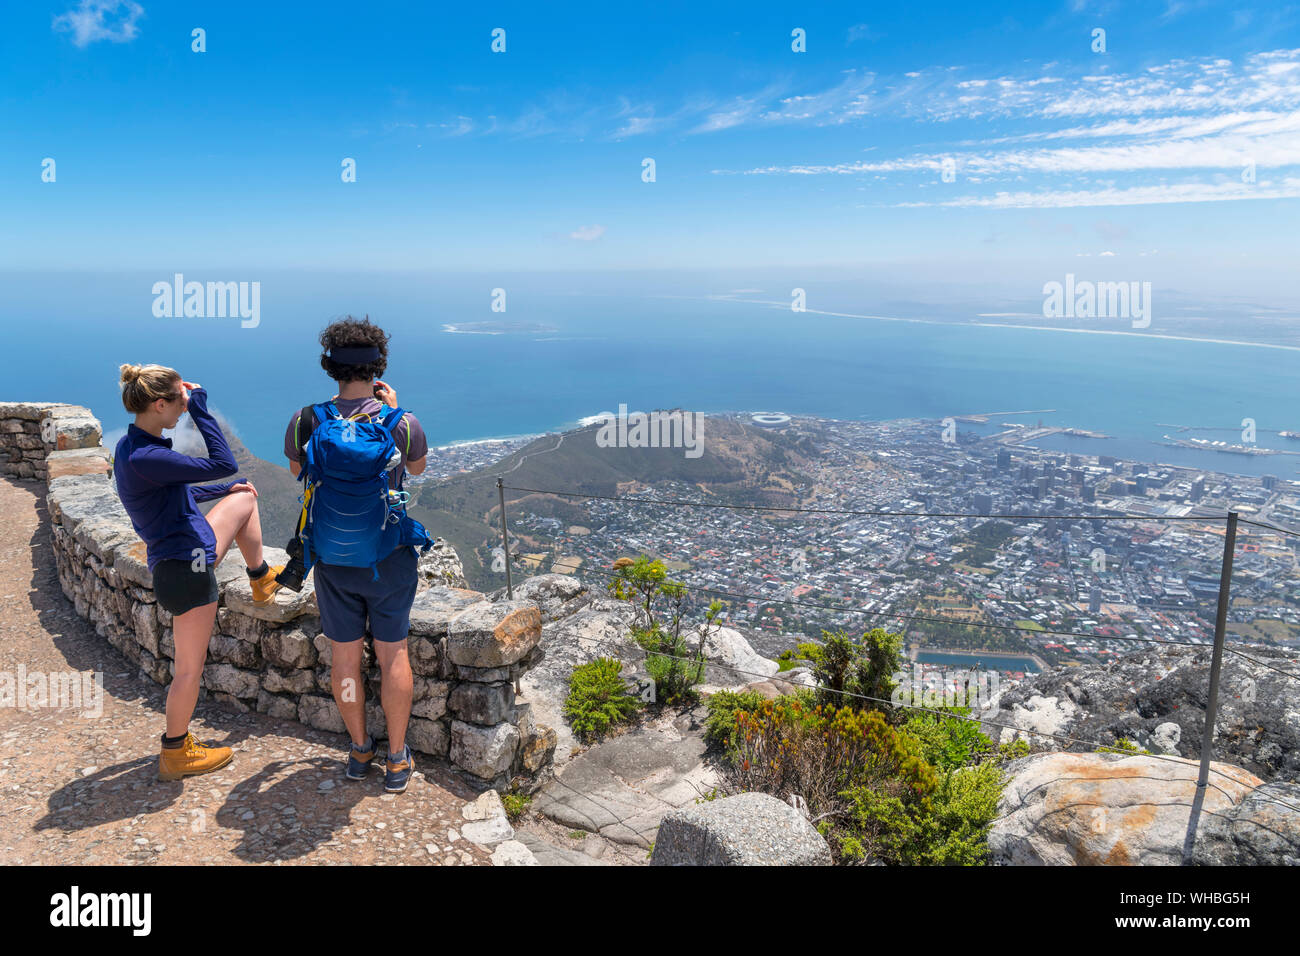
[118,363,181,413]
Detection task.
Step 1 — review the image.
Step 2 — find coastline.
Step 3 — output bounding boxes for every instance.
[253,406,1296,484]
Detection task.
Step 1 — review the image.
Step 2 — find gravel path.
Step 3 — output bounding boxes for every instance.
[0,477,493,866]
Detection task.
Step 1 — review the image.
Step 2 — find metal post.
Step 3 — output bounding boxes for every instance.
[497,476,513,599]
[1196,511,1237,792]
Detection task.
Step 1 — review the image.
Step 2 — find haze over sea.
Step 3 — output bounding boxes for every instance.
[8,270,1298,480]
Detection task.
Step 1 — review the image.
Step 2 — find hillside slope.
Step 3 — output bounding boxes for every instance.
[410,415,821,589]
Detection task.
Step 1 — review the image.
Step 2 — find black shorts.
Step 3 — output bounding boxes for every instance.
[152,558,219,616]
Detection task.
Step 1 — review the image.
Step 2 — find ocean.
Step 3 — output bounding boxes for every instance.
[8,273,1298,477]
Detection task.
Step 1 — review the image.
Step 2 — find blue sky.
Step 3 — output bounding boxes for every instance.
[2,0,1298,282]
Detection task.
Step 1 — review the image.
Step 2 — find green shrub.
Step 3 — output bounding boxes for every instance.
[703,689,769,755]
[501,791,532,823]
[838,760,1006,865]
[725,698,934,834]
[903,707,995,771]
[997,738,1032,761]
[638,622,708,705]
[722,693,1009,866]
[776,644,820,672]
[1096,737,1150,755]
[563,657,642,741]
[919,762,1006,865]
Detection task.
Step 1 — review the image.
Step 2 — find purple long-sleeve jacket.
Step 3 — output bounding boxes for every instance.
[112,386,244,573]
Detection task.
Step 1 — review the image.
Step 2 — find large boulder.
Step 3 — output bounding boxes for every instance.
[651,791,833,866]
[989,751,1297,865]
[740,667,817,699]
[1190,780,1300,865]
[699,626,780,690]
[445,600,542,668]
[530,704,719,847]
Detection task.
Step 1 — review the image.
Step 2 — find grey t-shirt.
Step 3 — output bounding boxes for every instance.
[284,396,428,490]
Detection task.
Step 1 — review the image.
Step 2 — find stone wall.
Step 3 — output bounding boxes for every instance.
[0,400,557,793]
[0,401,105,483]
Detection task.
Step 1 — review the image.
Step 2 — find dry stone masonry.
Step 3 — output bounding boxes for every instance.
[0,400,557,793]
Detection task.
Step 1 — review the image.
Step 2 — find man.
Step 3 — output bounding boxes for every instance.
[283,316,430,793]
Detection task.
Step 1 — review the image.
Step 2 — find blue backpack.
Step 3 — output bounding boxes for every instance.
[293,400,433,580]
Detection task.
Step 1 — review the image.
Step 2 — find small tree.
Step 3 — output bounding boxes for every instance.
[608,555,721,705]
[809,627,903,716]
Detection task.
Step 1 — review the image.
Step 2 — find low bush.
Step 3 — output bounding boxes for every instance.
[563,657,642,741]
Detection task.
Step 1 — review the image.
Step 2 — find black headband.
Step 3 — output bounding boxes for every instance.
[328,346,381,365]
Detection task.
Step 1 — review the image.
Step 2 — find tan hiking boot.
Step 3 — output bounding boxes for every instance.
[158,732,234,782]
[251,564,286,604]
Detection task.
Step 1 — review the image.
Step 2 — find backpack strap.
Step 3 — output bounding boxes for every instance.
[296,402,344,473]
[292,404,317,465]
[379,405,409,488]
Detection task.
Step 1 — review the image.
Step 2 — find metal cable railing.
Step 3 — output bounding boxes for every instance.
[522,558,1300,684]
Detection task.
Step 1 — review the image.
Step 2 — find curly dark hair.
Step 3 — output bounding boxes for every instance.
[319,315,389,383]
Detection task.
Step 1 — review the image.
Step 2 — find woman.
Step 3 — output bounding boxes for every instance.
[113,364,283,781]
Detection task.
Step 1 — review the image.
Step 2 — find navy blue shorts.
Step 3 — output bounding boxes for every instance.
[312,545,418,644]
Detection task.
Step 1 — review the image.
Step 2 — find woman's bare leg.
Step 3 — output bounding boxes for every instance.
[206,492,264,569]
[167,600,218,737]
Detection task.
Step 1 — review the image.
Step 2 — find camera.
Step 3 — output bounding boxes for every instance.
[274,536,307,592]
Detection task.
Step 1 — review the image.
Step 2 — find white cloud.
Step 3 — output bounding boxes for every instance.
[895,177,1300,209]
[569,225,606,241]
[847,23,881,44]
[709,48,1300,209]
[435,116,474,136]
[53,0,144,47]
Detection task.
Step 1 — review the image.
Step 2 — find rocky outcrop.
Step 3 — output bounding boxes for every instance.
[650,791,833,866]
[529,703,721,848]
[488,573,593,622]
[416,538,468,590]
[979,644,1300,782]
[990,751,1300,865]
[5,401,555,793]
